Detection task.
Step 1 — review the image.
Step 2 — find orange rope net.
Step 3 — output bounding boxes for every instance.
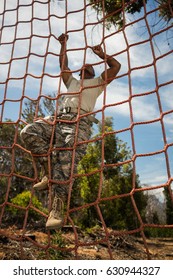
[0,0,173,260]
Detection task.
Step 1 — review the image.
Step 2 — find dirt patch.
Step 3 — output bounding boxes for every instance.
[0,226,173,260]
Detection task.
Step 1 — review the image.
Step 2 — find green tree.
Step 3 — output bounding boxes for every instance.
[74,117,147,230]
[163,187,173,225]
[157,0,173,23]
[0,96,56,225]
[89,0,172,29]
[0,121,33,200]
[89,0,148,29]
[21,94,56,123]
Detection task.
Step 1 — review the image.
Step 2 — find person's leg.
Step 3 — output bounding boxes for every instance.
[46,119,92,229]
[20,121,54,189]
[20,121,53,154]
[46,122,70,229]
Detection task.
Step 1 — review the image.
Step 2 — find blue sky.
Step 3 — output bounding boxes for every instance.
[0,0,173,198]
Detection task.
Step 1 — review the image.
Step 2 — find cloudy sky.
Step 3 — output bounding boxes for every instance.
[0,0,173,196]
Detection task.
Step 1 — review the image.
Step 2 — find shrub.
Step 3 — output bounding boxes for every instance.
[9,190,47,220]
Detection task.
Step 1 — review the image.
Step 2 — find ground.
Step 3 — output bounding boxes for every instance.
[0,226,173,260]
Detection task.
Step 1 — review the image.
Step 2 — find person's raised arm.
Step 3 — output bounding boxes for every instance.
[92,45,121,84]
[58,33,72,86]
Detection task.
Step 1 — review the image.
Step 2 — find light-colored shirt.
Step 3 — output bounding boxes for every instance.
[63,75,104,112]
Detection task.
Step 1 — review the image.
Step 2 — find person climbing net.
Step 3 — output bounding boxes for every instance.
[20,33,121,230]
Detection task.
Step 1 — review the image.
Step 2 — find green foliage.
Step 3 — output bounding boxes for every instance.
[21,94,56,123]
[89,0,172,29]
[0,177,8,204]
[21,101,43,123]
[1,99,170,235]
[145,227,173,238]
[0,97,57,218]
[73,117,147,230]
[9,190,47,219]
[48,232,68,260]
[38,232,69,260]
[89,0,147,29]
[163,187,173,225]
[157,0,173,23]
[0,121,16,147]
[0,120,34,193]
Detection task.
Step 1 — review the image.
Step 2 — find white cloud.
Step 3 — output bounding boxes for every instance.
[1,1,171,78]
[160,86,173,111]
[164,114,173,125]
[95,80,159,122]
[136,155,169,186]
[1,1,172,102]
[0,0,17,10]
[143,175,168,186]
[0,0,172,189]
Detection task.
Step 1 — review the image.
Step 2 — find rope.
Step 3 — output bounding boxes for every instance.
[0,0,173,260]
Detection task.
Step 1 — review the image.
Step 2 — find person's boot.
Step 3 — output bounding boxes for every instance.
[33,176,49,190]
[33,160,49,190]
[46,195,65,230]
